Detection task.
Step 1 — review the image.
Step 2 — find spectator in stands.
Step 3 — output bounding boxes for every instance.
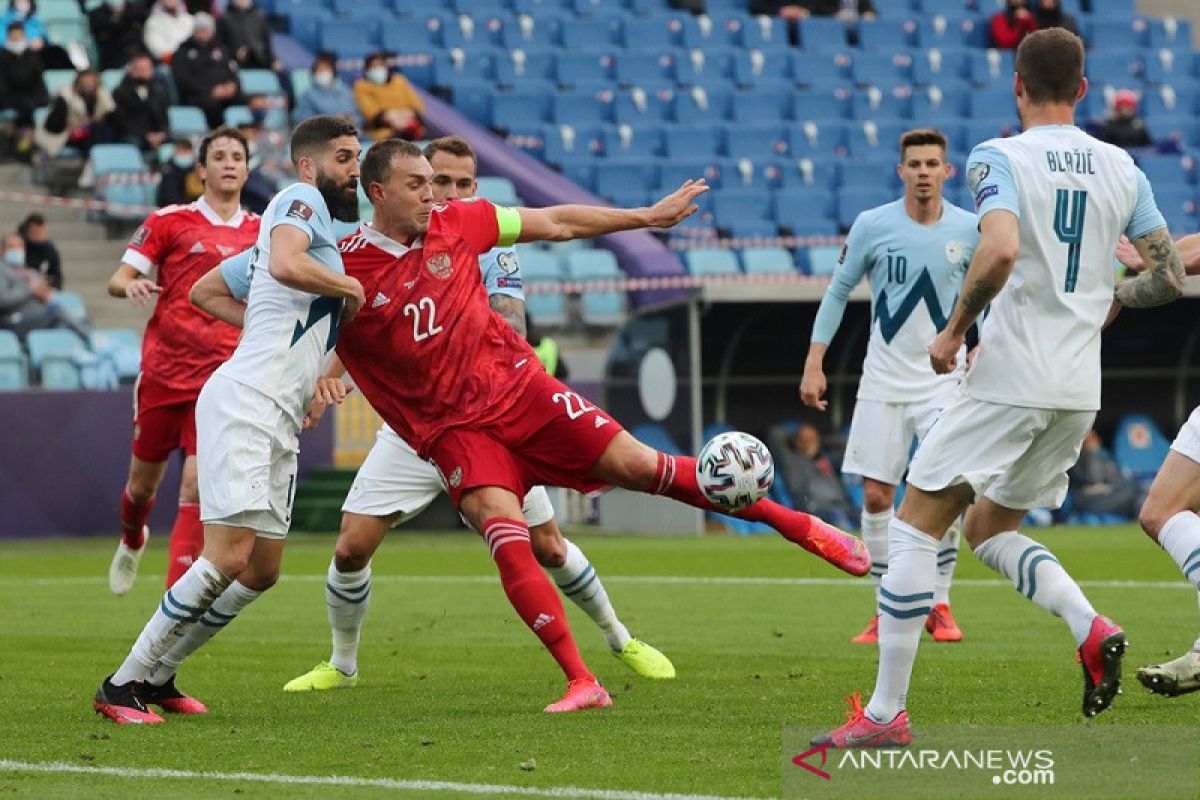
[1031,0,1078,37]
[354,51,425,142]
[669,0,707,14]
[154,136,203,206]
[143,0,192,63]
[18,213,61,289]
[1094,89,1154,150]
[767,422,856,529]
[171,12,239,128]
[295,52,361,127]
[216,0,276,72]
[989,0,1037,49]
[0,232,86,342]
[88,0,149,71]
[36,68,116,187]
[1068,429,1141,520]
[0,0,72,69]
[110,51,169,153]
[749,0,875,20]
[0,20,48,161]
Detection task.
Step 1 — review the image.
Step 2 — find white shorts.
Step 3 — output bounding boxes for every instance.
[1170,406,1200,464]
[843,391,957,485]
[341,426,556,528]
[196,374,299,538]
[907,393,1095,511]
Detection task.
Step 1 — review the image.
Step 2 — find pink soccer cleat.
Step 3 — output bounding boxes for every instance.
[93,675,164,725]
[804,518,871,577]
[851,614,879,644]
[1077,614,1127,717]
[543,678,613,713]
[925,603,963,642]
[810,692,912,749]
[138,676,208,714]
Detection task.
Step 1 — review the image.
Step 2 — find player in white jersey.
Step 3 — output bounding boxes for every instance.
[812,29,1186,748]
[283,136,674,693]
[93,116,368,725]
[801,128,979,645]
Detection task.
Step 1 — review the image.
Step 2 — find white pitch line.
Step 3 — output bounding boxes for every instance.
[0,760,771,800]
[0,574,1194,590]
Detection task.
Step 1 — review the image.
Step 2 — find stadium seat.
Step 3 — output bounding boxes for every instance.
[849,87,912,120]
[26,329,86,389]
[787,121,848,158]
[713,189,772,224]
[775,188,837,224]
[671,86,733,124]
[602,124,663,160]
[490,87,552,129]
[516,250,565,282]
[0,330,28,390]
[579,289,625,327]
[791,52,849,87]
[239,69,282,96]
[1087,18,1149,50]
[1089,0,1138,19]
[806,245,844,276]
[613,53,675,86]
[621,14,684,50]
[856,20,913,51]
[380,22,436,53]
[318,20,379,58]
[560,18,619,51]
[223,105,252,128]
[724,125,789,160]
[554,53,614,87]
[432,51,497,87]
[566,249,621,281]
[593,161,659,198]
[663,124,722,159]
[89,144,144,178]
[798,17,849,51]
[845,120,908,157]
[837,188,893,229]
[54,291,89,324]
[526,291,568,328]
[89,328,141,382]
[966,49,1015,86]
[726,220,779,239]
[168,106,209,138]
[1112,413,1171,487]
[772,158,839,190]
[1138,154,1195,188]
[740,247,795,274]
[919,0,970,16]
[1148,18,1193,51]
[738,14,791,50]
[966,87,1016,119]
[685,248,740,276]
[1085,50,1141,85]
[551,90,616,126]
[840,158,900,191]
[475,176,520,205]
[731,88,793,123]
[673,47,737,86]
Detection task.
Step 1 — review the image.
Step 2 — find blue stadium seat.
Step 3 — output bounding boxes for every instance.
[612,87,676,125]
[621,14,684,50]
[1152,187,1196,226]
[433,51,499,87]
[845,120,908,157]
[446,79,497,125]
[724,124,789,160]
[856,19,914,51]
[1089,0,1137,19]
[731,50,792,87]
[318,20,379,58]
[54,291,89,324]
[560,18,619,51]
[966,86,1017,119]
[731,88,792,122]
[88,328,141,382]
[1112,413,1171,488]
[673,47,737,86]
[772,158,839,189]
[912,16,977,50]
[613,52,675,86]
[491,87,553,128]
[685,248,740,276]
[726,220,779,238]
[90,144,143,178]
[566,249,621,281]
[872,0,914,17]
[494,50,556,85]
[793,86,852,122]
[966,49,1015,86]
[475,176,519,205]
[26,329,86,389]
[837,188,893,229]
[787,121,848,158]
[671,86,733,123]
[600,124,661,160]
[713,188,772,225]
[1085,50,1141,85]
[593,161,659,198]
[918,0,969,15]
[554,53,614,87]
[1148,18,1193,51]
[909,47,970,86]
[909,84,966,120]
[840,158,900,191]
[784,217,840,238]
[738,14,791,50]
[167,106,208,138]
[851,53,912,87]
[0,330,27,390]
[741,247,795,274]
[849,87,912,120]
[1087,18,1149,49]
[1142,51,1196,86]
[501,12,563,49]
[1138,154,1195,188]
[963,119,1018,148]
[806,245,844,276]
[517,250,565,282]
[798,17,849,51]
[791,52,849,87]
[526,292,568,328]
[658,159,722,191]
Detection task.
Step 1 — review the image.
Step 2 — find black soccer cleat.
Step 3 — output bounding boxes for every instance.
[93,674,164,724]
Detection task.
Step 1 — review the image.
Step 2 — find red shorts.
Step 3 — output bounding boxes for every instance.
[426,370,626,507]
[132,372,199,462]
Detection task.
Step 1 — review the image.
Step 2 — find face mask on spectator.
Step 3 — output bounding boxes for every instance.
[250,108,268,126]
[5,38,26,54]
[366,66,389,84]
[173,154,195,169]
[313,70,334,88]
[3,249,25,267]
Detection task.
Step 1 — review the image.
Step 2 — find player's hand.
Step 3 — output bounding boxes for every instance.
[799,367,828,411]
[1115,235,1145,272]
[315,376,349,406]
[125,278,162,307]
[340,278,365,324]
[927,329,963,375]
[302,396,326,431]
[644,180,709,229]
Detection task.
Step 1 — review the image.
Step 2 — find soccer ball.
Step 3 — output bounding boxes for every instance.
[695,431,774,511]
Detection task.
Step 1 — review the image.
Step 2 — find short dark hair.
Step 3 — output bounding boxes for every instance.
[899,128,948,160]
[198,126,249,166]
[6,21,23,35]
[363,51,389,70]
[361,138,424,191]
[18,213,45,235]
[289,114,359,166]
[423,135,476,166]
[1016,27,1084,105]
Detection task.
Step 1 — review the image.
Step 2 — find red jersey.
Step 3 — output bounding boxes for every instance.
[337,199,534,456]
[123,197,260,395]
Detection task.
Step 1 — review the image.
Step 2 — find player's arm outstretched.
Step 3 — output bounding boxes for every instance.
[515,180,707,242]
[1114,227,1186,308]
[928,210,1019,375]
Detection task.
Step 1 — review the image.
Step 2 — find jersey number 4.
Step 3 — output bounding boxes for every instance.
[1054,189,1088,293]
[403,297,443,341]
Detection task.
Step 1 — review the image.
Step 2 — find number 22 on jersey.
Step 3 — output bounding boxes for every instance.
[404,297,443,341]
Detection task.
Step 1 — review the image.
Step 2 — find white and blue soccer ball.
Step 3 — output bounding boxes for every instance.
[695,431,774,511]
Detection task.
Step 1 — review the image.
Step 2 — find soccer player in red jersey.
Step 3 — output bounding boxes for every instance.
[327,139,869,711]
[105,126,260,595]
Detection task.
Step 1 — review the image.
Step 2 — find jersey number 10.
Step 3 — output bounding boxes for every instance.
[1054,189,1088,293]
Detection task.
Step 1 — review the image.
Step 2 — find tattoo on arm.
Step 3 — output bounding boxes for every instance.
[490,294,528,339]
[960,278,1000,321]
[1116,227,1186,308]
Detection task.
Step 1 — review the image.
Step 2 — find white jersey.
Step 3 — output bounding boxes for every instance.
[214,182,346,426]
[963,125,1166,411]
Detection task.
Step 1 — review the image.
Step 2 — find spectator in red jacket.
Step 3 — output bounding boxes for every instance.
[990,0,1037,49]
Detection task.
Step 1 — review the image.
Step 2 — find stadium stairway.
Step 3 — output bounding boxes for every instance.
[0,164,144,331]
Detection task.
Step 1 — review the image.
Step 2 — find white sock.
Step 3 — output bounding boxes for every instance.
[934,520,961,607]
[327,560,371,676]
[111,557,231,686]
[147,580,263,685]
[547,538,631,651]
[866,518,938,724]
[1158,511,1200,591]
[861,509,892,609]
[974,531,1096,646]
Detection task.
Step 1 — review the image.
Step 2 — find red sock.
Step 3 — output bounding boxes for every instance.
[482,517,594,683]
[166,502,204,588]
[120,489,154,549]
[651,452,818,546]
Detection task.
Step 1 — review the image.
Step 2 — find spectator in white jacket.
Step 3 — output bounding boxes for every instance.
[143,0,192,63]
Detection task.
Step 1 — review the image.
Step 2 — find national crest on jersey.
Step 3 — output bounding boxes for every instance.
[337,199,538,457]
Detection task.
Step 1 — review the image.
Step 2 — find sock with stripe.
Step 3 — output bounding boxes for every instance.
[327,561,371,676]
[110,557,231,686]
[651,451,828,552]
[483,518,594,683]
[166,501,204,587]
[861,509,892,607]
[973,530,1096,646]
[120,488,154,549]
[934,520,961,607]
[866,518,939,724]
[546,537,631,651]
[1157,511,1200,593]
[147,580,262,685]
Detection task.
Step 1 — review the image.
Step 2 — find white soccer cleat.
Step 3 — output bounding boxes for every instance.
[109,526,149,596]
[1136,650,1200,698]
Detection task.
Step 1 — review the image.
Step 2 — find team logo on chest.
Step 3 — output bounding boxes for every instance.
[425,252,453,280]
[945,240,964,264]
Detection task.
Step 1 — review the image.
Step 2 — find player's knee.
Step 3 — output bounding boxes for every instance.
[239,567,279,592]
[530,525,566,568]
[177,476,199,503]
[333,543,371,573]
[862,484,895,514]
[1138,498,1171,541]
[126,478,157,503]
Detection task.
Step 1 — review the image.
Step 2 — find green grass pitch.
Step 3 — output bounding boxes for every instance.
[0,526,1197,799]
